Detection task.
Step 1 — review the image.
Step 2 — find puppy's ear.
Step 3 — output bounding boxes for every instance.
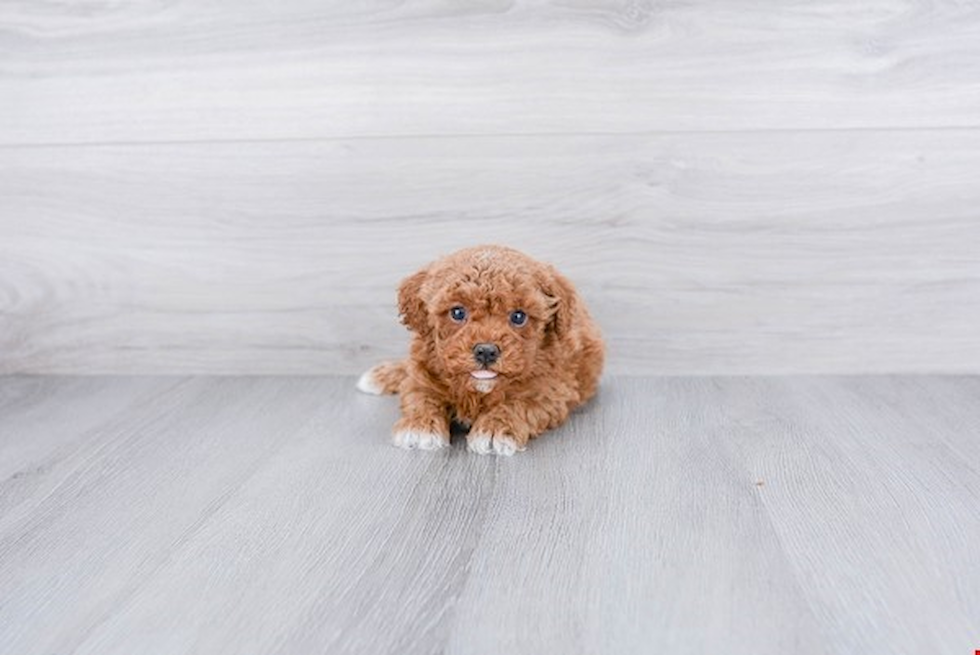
[543,267,578,341]
[397,266,431,334]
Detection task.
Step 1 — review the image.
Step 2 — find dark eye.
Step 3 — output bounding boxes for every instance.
[510,310,527,327]
[449,306,467,322]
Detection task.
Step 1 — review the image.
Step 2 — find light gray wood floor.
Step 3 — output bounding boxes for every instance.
[1,375,978,655]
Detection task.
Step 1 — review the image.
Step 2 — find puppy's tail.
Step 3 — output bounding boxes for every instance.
[355,360,407,395]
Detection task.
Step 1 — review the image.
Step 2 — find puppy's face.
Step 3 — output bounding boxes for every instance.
[429,276,550,393]
[398,247,569,394]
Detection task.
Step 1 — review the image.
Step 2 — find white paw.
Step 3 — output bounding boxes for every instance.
[467,433,494,455]
[466,433,524,456]
[492,436,522,456]
[392,430,449,451]
[356,369,383,395]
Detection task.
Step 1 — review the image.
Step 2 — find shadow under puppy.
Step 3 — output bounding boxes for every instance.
[358,245,604,455]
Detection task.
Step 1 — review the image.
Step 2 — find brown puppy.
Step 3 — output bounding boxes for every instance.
[357,245,604,455]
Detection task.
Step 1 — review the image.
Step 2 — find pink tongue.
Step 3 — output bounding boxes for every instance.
[471,370,498,380]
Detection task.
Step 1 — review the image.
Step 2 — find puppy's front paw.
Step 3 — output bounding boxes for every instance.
[392,430,450,451]
[466,432,524,456]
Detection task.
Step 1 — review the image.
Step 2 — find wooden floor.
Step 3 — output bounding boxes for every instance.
[1,375,978,655]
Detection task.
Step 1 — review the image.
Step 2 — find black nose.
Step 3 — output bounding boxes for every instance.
[472,343,500,366]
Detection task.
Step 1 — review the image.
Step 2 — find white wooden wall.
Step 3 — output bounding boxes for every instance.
[2,0,979,374]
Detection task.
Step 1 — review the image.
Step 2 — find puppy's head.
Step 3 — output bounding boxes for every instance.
[398,245,576,394]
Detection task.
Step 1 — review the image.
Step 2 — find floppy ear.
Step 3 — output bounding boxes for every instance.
[397,266,431,334]
[543,267,578,341]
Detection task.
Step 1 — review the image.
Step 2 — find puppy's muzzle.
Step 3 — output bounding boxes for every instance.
[472,343,500,366]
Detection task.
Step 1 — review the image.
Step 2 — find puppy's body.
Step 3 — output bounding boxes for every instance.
[358,245,604,455]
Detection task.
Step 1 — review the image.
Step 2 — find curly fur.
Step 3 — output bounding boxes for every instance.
[358,245,604,455]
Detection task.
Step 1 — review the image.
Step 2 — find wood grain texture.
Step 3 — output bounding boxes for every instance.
[3,131,979,374]
[4,0,980,143]
[0,375,978,655]
[3,0,980,374]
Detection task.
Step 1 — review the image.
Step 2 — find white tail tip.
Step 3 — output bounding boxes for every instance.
[356,369,384,395]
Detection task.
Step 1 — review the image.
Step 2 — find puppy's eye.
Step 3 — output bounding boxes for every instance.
[509,310,528,327]
[449,306,467,322]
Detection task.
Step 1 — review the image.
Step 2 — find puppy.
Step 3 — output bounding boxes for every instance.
[357,245,604,455]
